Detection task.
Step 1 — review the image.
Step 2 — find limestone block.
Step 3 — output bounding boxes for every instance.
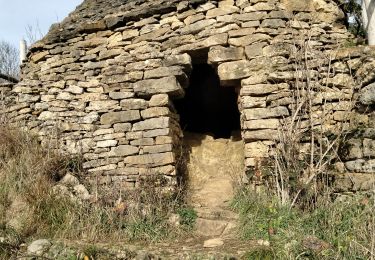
[81,112,100,124]
[130,138,154,146]
[218,60,253,81]
[268,10,291,19]
[241,21,261,28]
[100,110,141,125]
[281,0,313,12]
[155,136,173,145]
[101,71,143,84]
[31,51,49,63]
[206,6,239,18]
[114,123,132,132]
[229,34,271,47]
[38,111,56,120]
[240,96,267,108]
[133,76,184,98]
[208,46,244,64]
[143,144,173,154]
[263,43,294,57]
[228,28,256,38]
[144,66,185,80]
[149,94,170,107]
[93,129,114,136]
[180,19,216,35]
[96,140,118,148]
[245,142,270,157]
[243,107,289,120]
[243,129,279,141]
[344,139,363,160]
[261,19,286,29]
[363,139,375,158]
[234,12,267,22]
[141,107,170,119]
[120,99,148,110]
[244,42,266,58]
[98,49,123,60]
[122,29,140,40]
[124,152,175,167]
[143,128,170,138]
[184,13,205,25]
[288,20,310,29]
[218,0,234,7]
[56,92,74,101]
[244,2,275,11]
[163,53,191,69]
[109,92,134,100]
[65,85,83,94]
[86,100,119,111]
[243,119,280,130]
[110,145,139,156]
[132,117,170,131]
[359,83,375,105]
[133,27,171,44]
[94,133,125,141]
[160,15,180,26]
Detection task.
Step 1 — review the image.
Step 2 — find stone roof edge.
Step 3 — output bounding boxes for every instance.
[30,0,208,51]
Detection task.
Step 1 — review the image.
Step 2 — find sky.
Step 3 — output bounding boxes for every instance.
[0,0,83,48]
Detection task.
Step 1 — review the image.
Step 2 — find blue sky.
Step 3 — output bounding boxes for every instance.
[0,0,82,48]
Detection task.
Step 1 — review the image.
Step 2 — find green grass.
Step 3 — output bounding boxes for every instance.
[232,188,375,259]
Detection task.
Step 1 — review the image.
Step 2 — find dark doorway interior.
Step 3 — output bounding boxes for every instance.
[175,64,241,139]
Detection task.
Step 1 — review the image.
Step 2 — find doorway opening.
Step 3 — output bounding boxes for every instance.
[174,64,241,139]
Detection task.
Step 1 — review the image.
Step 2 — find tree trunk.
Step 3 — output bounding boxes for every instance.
[362,0,375,45]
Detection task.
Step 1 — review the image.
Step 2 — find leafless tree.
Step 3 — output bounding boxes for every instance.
[25,21,44,46]
[0,40,19,80]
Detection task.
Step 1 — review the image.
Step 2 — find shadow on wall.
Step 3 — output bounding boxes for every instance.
[174,64,241,139]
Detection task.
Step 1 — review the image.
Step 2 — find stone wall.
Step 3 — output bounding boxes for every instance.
[2,0,375,196]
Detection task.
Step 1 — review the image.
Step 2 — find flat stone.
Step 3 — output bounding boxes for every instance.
[86,100,119,111]
[124,152,175,167]
[206,6,239,18]
[110,145,139,156]
[243,129,280,141]
[109,91,134,100]
[96,140,118,148]
[244,107,289,120]
[27,239,52,256]
[218,60,253,81]
[144,66,185,80]
[243,119,280,129]
[359,83,375,105]
[100,110,141,125]
[120,99,148,110]
[141,107,170,119]
[149,94,170,107]
[203,238,224,248]
[132,117,170,131]
[208,46,244,64]
[229,34,271,47]
[143,144,173,154]
[134,76,184,98]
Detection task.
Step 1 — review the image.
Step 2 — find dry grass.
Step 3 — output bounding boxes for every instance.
[0,125,195,259]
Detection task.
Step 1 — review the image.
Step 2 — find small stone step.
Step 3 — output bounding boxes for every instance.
[195,207,239,221]
[195,218,232,237]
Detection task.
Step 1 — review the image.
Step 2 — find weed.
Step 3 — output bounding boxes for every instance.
[177,206,197,230]
[232,187,375,259]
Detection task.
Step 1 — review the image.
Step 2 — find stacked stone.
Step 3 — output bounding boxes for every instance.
[4,0,373,194]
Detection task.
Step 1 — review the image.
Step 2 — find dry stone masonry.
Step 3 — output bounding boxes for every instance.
[1,0,375,197]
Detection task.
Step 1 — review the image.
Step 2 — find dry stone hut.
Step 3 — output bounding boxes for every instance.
[2,0,375,200]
